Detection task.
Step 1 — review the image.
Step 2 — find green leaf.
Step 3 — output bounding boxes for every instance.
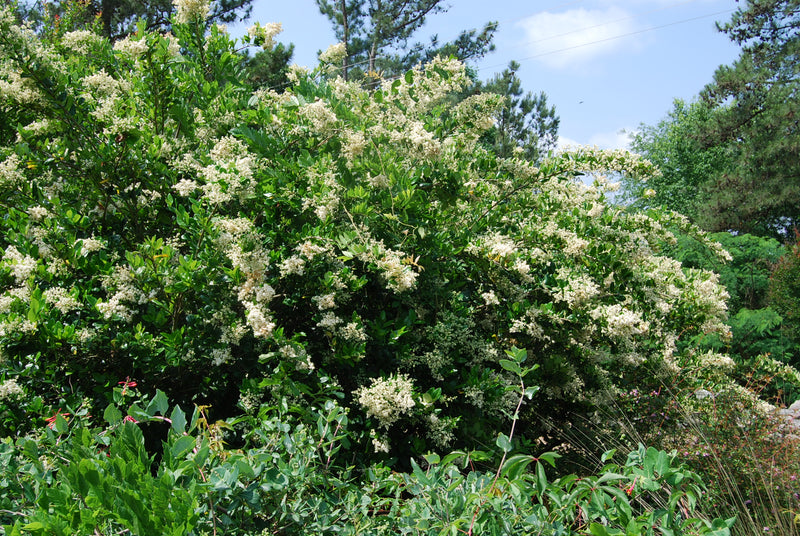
[496,433,512,453]
[54,413,69,434]
[596,472,626,484]
[170,404,186,434]
[589,522,624,536]
[170,435,196,459]
[410,457,432,486]
[502,454,535,480]
[499,359,522,375]
[537,451,561,468]
[405,70,414,84]
[145,390,169,417]
[104,404,123,426]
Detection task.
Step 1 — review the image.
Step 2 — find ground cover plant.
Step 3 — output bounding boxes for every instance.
[0,1,794,533]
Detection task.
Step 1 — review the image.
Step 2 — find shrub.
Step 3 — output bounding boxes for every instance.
[0,5,733,461]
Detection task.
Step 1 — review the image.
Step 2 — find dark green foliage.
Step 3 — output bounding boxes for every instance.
[695,0,800,237]
[671,232,784,312]
[241,42,295,92]
[0,389,734,536]
[478,61,560,162]
[624,99,727,221]
[770,237,800,346]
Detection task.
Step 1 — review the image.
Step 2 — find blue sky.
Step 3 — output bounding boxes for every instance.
[229,0,743,150]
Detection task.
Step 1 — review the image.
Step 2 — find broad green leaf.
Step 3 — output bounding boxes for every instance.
[170,404,187,434]
[496,433,512,453]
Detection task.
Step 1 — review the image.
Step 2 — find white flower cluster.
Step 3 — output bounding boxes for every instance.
[26,206,49,221]
[197,137,258,205]
[319,42,346,66]
[247,22,282,50]
[356,374,416,429]
[80,238,105,256]
[210,346,232,366]
[475,232,516,260]
[279,343,315,371]
[341,130,366,167]
[299,99,338,135]
[173,178,199,197]
[173,0,210,23]
[82,69,128,99]
[0,67,45,105]
[43,287,80,314]
[113,36,148,58]
[555,268,600,307]
[590,304,649,340]
[312,293,336,310]
[0,378,23,401]
[61,30,103,55]
[96,266,147,322]
[0,154,24,187]
[3,246,37,284]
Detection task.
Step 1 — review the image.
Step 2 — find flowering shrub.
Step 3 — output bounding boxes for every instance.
[0,5,735,459]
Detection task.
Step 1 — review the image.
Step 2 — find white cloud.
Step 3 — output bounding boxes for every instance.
[517,7,639,69]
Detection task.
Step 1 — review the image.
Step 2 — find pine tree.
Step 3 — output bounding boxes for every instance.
[696,0,800,237]
[314,0,495,82]
[479,61,559,162]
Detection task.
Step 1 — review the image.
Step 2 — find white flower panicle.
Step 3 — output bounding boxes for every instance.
[356,374,416,429]
[80,238,105,256]
[173,0,210,23]
[319,42,346,66]
[61,30,103,54]
[3,246,37,284]
[299,99,338,134]
[247,22,283,50]
[43,287,80,314]
[0,378,23,401]
[590,304,650,340]
[113,36,148,58]
[0,154,25,186]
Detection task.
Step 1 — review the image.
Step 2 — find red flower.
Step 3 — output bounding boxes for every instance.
[45,409,70,429]
[118,377,137,396]
[123,415,138,424]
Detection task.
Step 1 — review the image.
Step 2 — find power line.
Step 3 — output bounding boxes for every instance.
[478,7,736,74]
[516,0,705,49]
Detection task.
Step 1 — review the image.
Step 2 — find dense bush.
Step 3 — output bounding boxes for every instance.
[1,2,785,533]
[0,4,738,458]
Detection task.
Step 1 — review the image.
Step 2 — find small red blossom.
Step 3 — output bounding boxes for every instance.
[45,409,70,429]
[118,377,137,396]
[624,476,639,496]
[123,415,138,424]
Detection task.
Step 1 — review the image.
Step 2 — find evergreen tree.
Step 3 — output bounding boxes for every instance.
[479,61,559,162]
[696,0,800,237]
[314,0,495,82]
[241,43,295,92]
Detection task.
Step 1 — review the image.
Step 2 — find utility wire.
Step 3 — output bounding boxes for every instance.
[478,7,736,74]
[260,3,735,91]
